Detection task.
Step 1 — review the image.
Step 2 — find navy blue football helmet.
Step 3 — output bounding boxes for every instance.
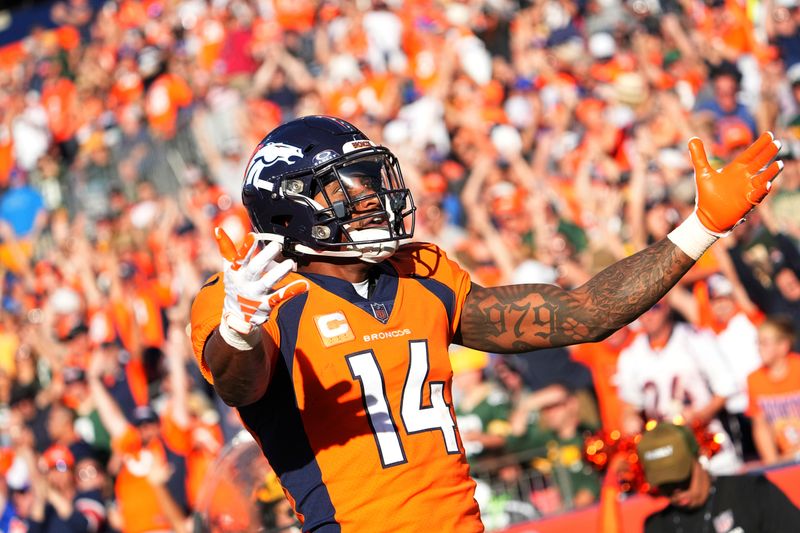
[242,116,415,262]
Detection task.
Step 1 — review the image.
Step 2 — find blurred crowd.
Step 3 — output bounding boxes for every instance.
[0,0,800,531]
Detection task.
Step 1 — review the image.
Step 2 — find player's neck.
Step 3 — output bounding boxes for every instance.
[299,259,373,283]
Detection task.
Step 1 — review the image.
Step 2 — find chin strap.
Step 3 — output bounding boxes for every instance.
[251,231,400,262]
[345,228,399,263]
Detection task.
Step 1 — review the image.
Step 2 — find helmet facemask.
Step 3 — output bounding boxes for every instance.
[278,147,415,262]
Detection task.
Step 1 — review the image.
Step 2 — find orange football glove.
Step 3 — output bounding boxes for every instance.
[215,230,256,271]
[689,132,783,235]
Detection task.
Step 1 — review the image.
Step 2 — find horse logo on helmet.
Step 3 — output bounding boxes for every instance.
[245,142,304,188]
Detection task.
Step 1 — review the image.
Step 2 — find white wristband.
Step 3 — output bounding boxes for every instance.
[667,212,719,261]
[218,315,263,351]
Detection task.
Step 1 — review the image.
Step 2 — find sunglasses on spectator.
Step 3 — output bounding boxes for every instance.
[78,464,98,481]
[655,475,692,497]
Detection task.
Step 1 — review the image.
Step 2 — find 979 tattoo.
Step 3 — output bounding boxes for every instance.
[458,239,694,352]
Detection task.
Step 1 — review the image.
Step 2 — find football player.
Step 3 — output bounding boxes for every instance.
[191,116,783,531]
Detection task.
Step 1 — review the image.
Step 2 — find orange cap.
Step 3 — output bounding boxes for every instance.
[42,444,75,472]
[716,119,753,156]
[575,98,606,125]
[422,172,448,194]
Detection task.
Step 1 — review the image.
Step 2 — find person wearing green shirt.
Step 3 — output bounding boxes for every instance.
[508,382,600,510]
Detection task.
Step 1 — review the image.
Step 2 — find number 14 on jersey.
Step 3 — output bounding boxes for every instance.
[346,340,460,468]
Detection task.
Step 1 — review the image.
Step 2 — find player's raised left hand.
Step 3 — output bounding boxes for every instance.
[215,228,308,347]
[689,132,783,236]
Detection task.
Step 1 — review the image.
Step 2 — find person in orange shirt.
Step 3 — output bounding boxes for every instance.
[108,242,174,355]
[144,72,192,140]
[570,326,634,432]
[698,0,757,61]
[191,116,782,531]
[109,57,144,109]
[747,316,800,464]
[0,111,13,188]
[89,371,191,533]
[40,66,79,163]
[272,0,315,33]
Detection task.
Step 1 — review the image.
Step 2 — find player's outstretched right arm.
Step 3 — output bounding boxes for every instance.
[458,133,783,353]
[204,229,307,406]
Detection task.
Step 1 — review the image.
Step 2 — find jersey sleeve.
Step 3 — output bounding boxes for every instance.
[190,274,225,384]
[390,242,472,337]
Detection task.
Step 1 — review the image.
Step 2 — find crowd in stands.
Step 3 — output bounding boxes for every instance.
[0,0,799,531]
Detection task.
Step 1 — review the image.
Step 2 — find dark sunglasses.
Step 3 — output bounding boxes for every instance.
[656,476,692,496]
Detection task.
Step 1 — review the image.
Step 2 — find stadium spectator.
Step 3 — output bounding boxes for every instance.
[0,172,46,274]
[765,0,800,70]
[616,300,742,474]
[59,367,111,457]
[492,358,530,421]
[46,401,90,458]
[695,62,757,140]
[88,342,147,425]
[88,352,190,533]
[747,316,800,464]
[638,422,800,533]
[451,346,511,461]
[669,272,763,459]
[4,448,37,531]
[569,326,635,433]
[26,443,106,532]
[726,227,800,351]
[513,383,601,510]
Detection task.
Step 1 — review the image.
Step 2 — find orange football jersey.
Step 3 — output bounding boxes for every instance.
[191,243,483,532]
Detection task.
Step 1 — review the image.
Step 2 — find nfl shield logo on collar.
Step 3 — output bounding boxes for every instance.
[370,303,390,324]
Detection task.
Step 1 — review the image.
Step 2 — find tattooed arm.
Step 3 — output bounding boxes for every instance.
[456,132,783,351]
[457,239,694,352]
